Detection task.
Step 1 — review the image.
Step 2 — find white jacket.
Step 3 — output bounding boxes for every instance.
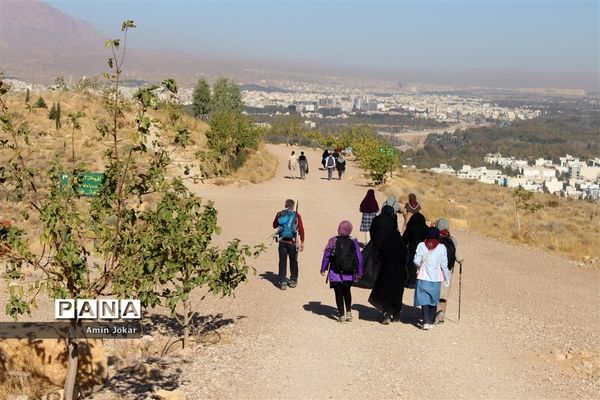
[414,242,450,283]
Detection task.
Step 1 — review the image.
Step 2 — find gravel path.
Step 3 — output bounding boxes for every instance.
[172,144,599,399]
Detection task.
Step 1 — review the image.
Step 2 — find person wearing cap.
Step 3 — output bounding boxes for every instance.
[413,227,451,330]
[320,220,364,322]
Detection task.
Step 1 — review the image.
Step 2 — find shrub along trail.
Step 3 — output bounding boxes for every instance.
[176,144,598,399]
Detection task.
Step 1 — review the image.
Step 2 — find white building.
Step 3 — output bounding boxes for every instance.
[431,164,456,175]
[544,179,564,194]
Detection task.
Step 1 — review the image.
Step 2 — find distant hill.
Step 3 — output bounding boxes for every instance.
[0,0,371,89]
[0,0,248,85]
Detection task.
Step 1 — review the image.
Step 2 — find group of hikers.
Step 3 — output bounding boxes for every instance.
[287,149,346,180]
[273,192,461,331]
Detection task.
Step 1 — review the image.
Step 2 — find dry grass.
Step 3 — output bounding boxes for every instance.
[381,168,600,268]
[231,143,278,184]
[1,90,275,230]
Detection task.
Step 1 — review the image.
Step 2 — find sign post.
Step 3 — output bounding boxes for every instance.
[60,172,104,197]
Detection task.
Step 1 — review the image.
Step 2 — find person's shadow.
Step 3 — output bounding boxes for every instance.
[302,301,339,321]
[395,304,422,328]
[352,303,423,327]
[258,271,280,288]
[351,304,383,322]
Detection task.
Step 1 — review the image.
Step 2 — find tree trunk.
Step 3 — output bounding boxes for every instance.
[63,319,79,400]
[182,298,190,349]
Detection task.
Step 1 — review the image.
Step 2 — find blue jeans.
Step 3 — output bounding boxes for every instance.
[278,241,298,283]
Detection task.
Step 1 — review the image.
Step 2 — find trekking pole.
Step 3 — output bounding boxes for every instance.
[457,259,463,323]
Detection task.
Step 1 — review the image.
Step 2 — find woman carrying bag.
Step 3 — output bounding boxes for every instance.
[413,227,450,330]
[320,221,364,322]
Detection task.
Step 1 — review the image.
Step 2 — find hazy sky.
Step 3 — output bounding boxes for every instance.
[46,0,599,88]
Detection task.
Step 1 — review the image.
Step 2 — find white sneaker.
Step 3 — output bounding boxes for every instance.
[422,323,432,330]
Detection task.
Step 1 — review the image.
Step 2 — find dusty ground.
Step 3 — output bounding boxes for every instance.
[4,144,599,399]
[115,144,597,399]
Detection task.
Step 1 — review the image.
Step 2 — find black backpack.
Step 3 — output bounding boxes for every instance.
[330,236,358,274]
[439,236,456,272]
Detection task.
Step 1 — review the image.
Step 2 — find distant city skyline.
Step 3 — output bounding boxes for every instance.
[45,0,599,90]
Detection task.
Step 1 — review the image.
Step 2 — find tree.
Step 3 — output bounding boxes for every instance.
[200,111,262,175]
[66,111,85,166]
[48,102,63,130]
[191,78,211,119]
[127,182,264,348]
[56,102,62,129]
[211,77,242,115]
[1,20,263,399]
[272,114,302,145]
[350,126,400,184]
[35,96,47,108]
[513,186,544,233]
[24,88,30,103]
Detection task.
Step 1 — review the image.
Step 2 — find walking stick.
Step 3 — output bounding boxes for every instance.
[457,259,463,323]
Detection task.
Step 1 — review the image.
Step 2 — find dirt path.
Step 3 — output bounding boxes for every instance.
[168,145,598,399]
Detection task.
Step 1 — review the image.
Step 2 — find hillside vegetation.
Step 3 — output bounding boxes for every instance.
[381,169,599,268]
[406,114,600,169]
[0,89,276,232]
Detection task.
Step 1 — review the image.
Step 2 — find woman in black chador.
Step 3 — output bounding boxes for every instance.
[368,206,407,325]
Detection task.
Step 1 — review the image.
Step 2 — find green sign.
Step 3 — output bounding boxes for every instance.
[379,147,396,155]
[60,172,104,197]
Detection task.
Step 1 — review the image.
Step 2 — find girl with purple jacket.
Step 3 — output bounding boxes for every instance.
[320,221,364,322]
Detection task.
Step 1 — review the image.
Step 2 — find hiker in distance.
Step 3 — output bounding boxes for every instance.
[414,227,451,330]
[320,220,364,322]
[336,153,346,179]
[273,199,305,290]
[359,189,379,242]
[288,151,299,179]
[321,149,330,169]
[298,151,309,179]
[325,152,337,180]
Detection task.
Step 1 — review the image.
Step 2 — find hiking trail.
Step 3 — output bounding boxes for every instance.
[131,144,600,398]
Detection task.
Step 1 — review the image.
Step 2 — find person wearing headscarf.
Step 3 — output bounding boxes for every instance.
[402,211,428,288]
[320,221,364,322]
[321,149,330,169]
[382,194,401,214]
[368,223,407,325]
[433,218,461,324]
[335,153,346,179]
[359,189,379,241]
[402,193,422,231]
[413,227,450,330]
[369,205,398,251]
